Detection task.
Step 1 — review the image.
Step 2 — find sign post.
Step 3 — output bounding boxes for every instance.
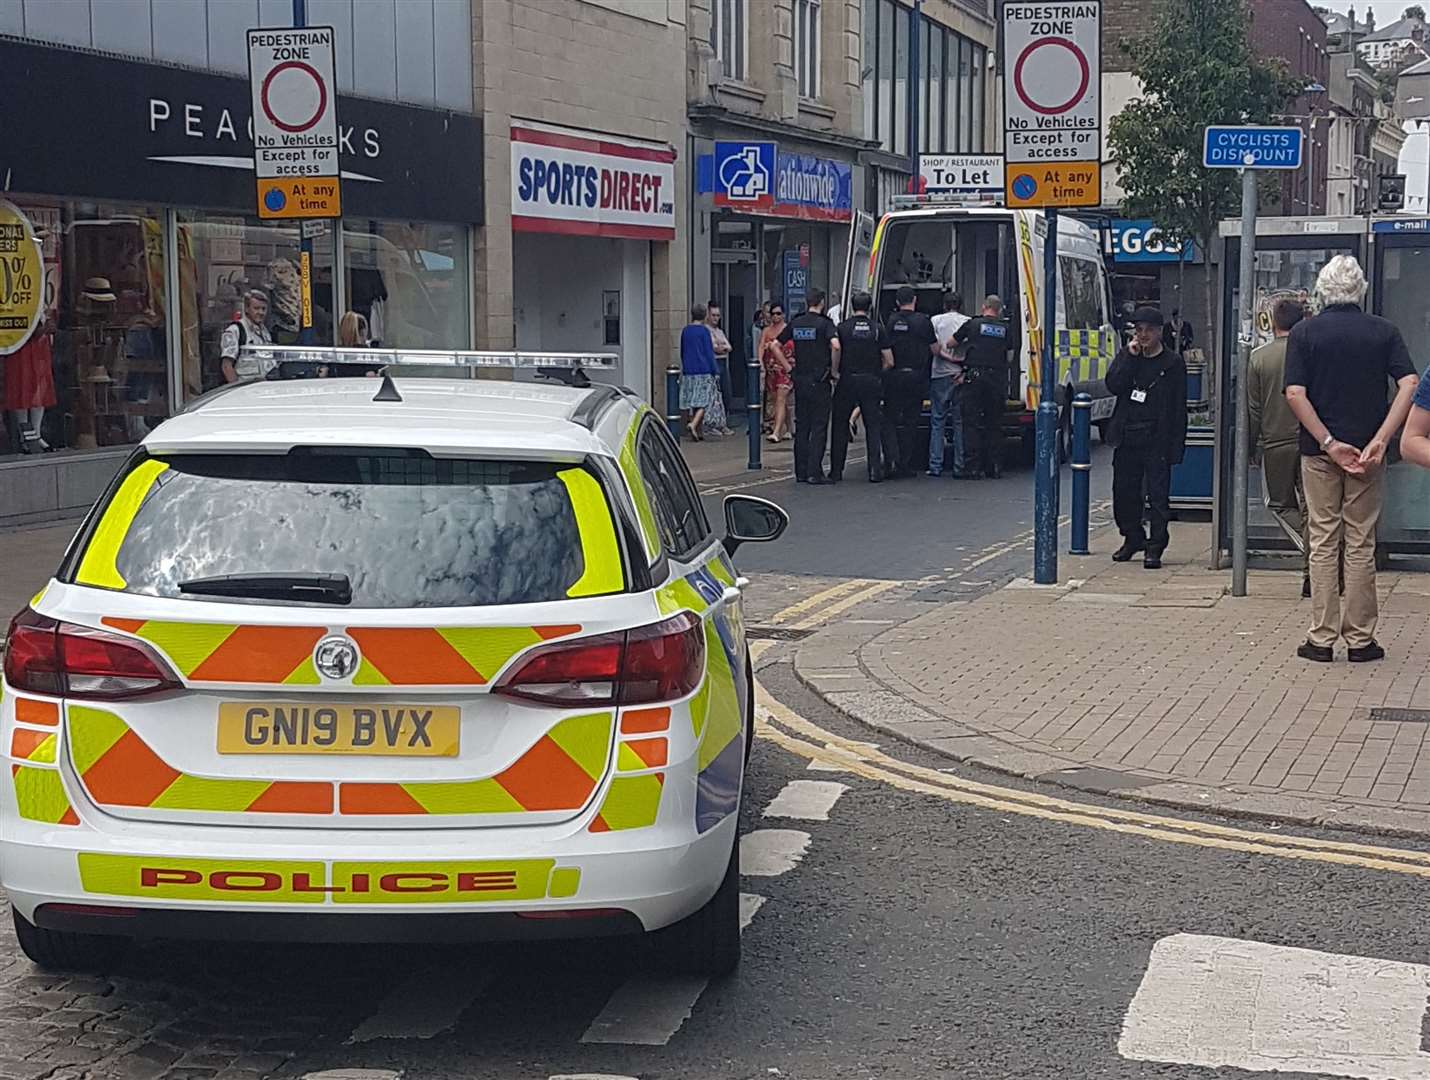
[1002,0,1101,585]
[1202,125,1303,597]
[248,1,341,343]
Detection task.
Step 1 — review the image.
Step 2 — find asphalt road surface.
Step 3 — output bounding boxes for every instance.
[7,454,1430,1080]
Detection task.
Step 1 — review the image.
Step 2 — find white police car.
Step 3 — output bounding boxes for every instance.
[1,346,786,975]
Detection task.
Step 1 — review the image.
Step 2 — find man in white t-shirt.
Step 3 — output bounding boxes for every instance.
[928,291,970,476]
[220,289,274,383]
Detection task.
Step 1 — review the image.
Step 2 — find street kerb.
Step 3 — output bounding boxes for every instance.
[788,523,1430,841]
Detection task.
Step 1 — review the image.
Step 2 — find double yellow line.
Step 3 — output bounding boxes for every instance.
[754,573,1430,879]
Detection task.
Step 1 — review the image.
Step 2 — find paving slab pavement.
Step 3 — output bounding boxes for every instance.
[793,521,1430,838]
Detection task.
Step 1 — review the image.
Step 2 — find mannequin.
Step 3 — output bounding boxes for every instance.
[5,314,58,453]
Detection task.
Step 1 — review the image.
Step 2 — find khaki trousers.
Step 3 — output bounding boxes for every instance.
[1261,442,1308,572]
[1301,455,1384,649]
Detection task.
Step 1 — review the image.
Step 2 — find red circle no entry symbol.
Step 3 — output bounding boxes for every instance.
[260,60,328,133]
[1013,37,1090,116]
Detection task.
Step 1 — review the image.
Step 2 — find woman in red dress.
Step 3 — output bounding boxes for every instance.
[760,304,793,443]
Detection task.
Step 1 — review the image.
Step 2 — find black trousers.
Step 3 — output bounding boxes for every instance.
[1112,442,1172,550]
[831,372,889,480]
[881,368,924,475]
[792,376,832,481]
[961,369,1005,475]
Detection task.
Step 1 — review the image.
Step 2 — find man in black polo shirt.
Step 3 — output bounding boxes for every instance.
[1285,255,1418,663]
[884,286,939,478]
[832,290,895,482]
[953,295,1014,479]
[777,287,841,485]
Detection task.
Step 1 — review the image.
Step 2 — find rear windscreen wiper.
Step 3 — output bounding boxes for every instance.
[178,573,353,605]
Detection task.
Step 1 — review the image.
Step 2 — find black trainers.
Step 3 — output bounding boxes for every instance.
[1143,552,1163,570]
[1301,576,1311,599]
[1348,641,1385,663]
[1112,537,1146,562]
[1297,641,1334,663]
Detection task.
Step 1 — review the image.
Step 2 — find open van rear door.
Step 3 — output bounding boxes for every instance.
[840,211,877,314]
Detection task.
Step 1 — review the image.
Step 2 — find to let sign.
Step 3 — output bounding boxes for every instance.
[919,154,1004,194]
[247,26,342,219]
[1002,1,1101,209]
[1202,126,1303,169]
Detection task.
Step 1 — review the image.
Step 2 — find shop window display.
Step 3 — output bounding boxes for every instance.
[1,200,167,460]
[176,212,335,397]
[342,219,469,349]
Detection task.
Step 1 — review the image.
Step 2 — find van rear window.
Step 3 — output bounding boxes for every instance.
[70,453,624,608]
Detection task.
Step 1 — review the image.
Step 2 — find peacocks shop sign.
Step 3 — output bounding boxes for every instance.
[0,37,483,225]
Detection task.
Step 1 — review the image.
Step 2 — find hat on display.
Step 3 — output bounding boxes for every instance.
[81,277,117,303]
[1131,306,1163,328]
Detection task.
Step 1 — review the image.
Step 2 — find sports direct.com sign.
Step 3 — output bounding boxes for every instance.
[511,124,676,241]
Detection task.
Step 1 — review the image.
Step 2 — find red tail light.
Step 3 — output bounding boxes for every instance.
[3,609,180,701]
[495,613,705,707]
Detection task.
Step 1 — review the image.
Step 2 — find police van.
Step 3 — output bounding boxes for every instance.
[841,198,1119,452]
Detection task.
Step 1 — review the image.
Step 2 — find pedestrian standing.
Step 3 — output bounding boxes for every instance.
[1400,362,1430,469]
[705,301,735,436]
[884,287,939,478]
[1162,308,1194,354]
[761,304,793,443]
[220,289,273,383]
[680,303,720,441]
[1104,306,1188,569]
[952,295,1013,479]
[1284,255,1418,663]
[928,291,969,477]
[831,291,895,483]
[777,287,840,484]
[1248,298,1310,597]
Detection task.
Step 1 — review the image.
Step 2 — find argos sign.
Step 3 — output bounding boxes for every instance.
[512,124,676,241]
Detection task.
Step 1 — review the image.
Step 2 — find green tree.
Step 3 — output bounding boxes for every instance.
[1404,5,1425,21]
[1106,0,1300,367]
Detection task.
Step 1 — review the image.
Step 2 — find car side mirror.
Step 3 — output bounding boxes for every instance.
[722,494,788,556]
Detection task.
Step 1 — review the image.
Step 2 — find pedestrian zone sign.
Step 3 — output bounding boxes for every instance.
[1002,2,1101,209]
[248,26,342,219]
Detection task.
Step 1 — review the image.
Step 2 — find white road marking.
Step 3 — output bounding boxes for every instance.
[762,780,849,821]
[740,829,811,876]
[346,964,492,1043]
[580,976,707,1046]
[739,892,766,931]
[1120,933,1430,1079]
[551,1074,639,1079]
[303,1071,402,1080]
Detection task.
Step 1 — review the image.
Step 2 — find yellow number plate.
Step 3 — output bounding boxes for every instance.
[217,703,460,756]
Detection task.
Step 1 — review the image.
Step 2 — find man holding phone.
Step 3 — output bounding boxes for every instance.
[1104,306,1189,569]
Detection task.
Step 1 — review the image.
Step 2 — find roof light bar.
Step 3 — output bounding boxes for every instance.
[238,345,619,370]
[888,193,1004,210]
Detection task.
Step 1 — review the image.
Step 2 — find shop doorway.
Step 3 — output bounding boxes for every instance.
[712,218,758,409]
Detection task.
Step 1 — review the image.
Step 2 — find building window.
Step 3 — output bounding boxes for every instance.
[4,198,169,459]
[893,3,909,156]
[878,0,896,151]
[710,0,748,82]
[862,6,986,157]
[927,27,944,151]
[341,219,470,352]
[862,0,877,140]
[796,0,821,99]
[971,44,985,152]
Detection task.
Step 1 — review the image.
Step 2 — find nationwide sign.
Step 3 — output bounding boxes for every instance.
[247,27,342,219]
[696,150,853,221]
[1202,126,1304,170]
[1002,2,1102,208]
[511,124,676,241]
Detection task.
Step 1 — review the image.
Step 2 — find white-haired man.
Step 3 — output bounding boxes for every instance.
[1284,255,1418,663]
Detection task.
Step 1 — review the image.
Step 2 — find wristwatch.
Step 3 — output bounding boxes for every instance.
[1320,432,1335,450]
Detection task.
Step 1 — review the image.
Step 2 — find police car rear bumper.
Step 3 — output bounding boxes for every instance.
[1,810,736,939]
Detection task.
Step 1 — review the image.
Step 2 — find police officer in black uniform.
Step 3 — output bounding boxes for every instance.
[777,287,841,484]
[831,290,895,482]
[884,286,939,478]
[1105,306,1188,569]
[953,295,1012,478]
